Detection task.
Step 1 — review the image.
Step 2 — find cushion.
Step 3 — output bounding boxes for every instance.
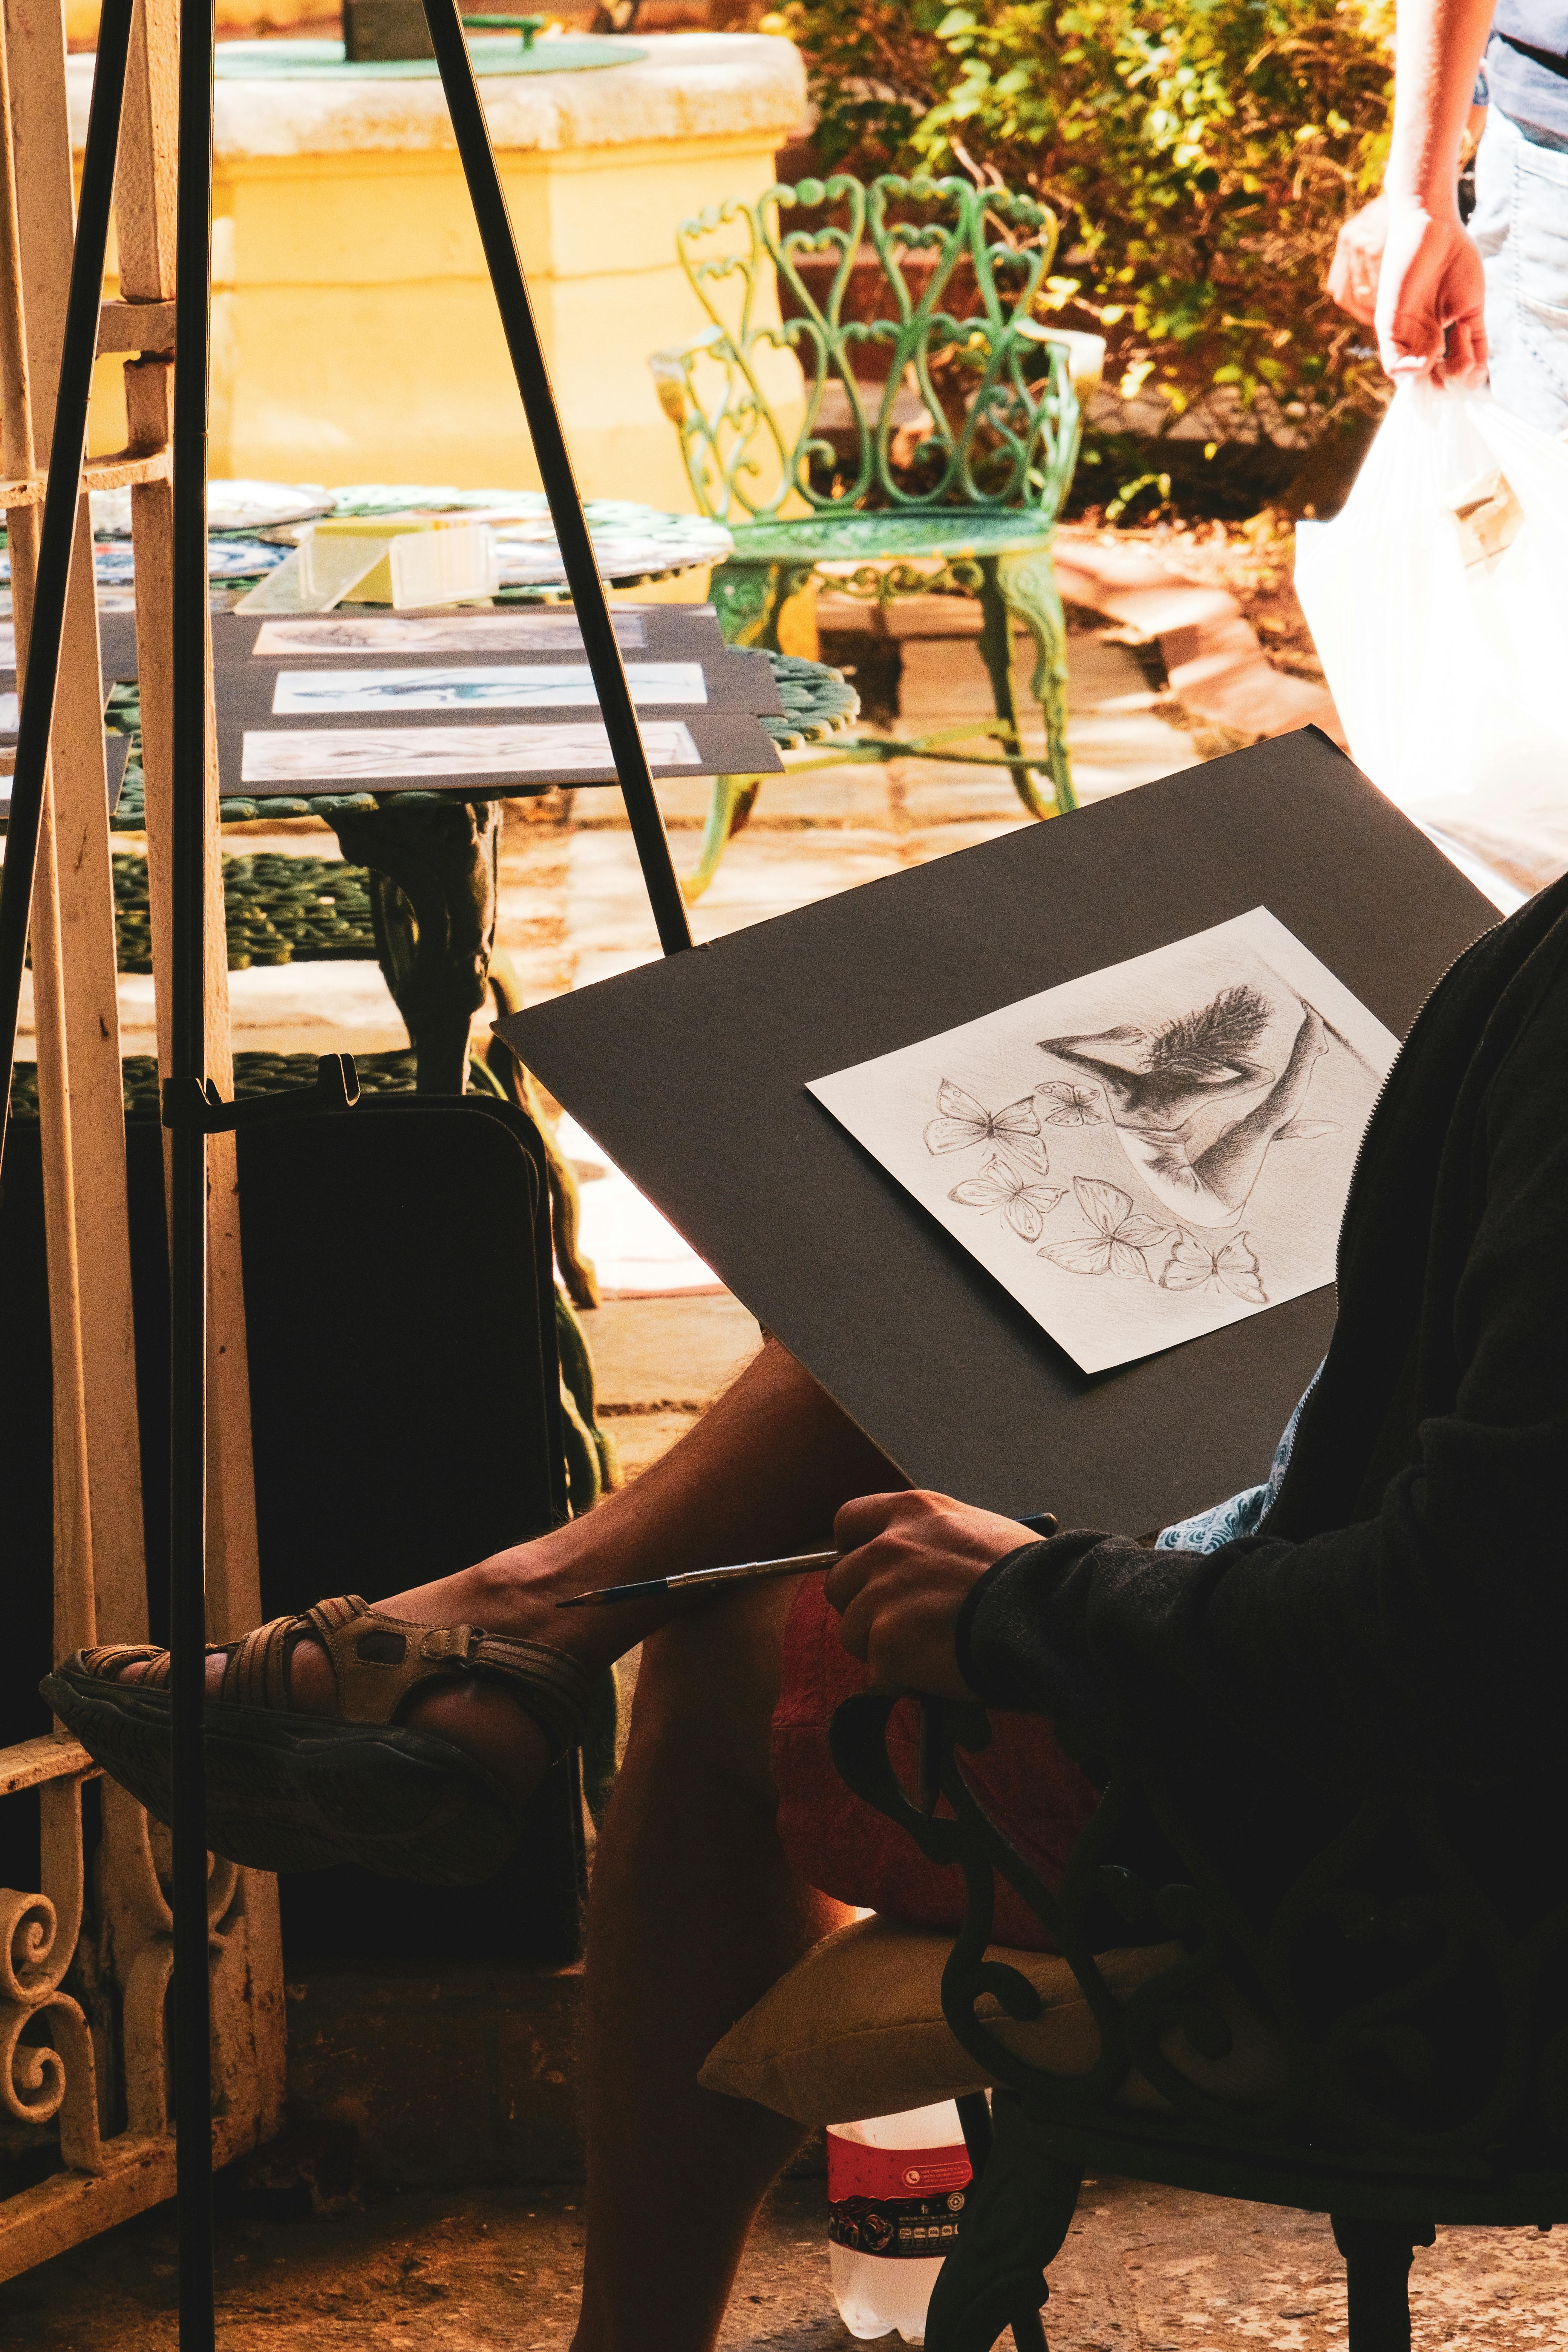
[698,1914,1183,2127]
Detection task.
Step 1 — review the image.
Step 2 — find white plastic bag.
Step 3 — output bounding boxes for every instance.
[1295,380,1568,894]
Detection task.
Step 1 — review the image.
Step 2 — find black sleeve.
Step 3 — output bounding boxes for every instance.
[956,955,1568,1806]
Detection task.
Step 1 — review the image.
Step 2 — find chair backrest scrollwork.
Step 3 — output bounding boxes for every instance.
[830,1690,1568,2183]
[651,175,1083,528]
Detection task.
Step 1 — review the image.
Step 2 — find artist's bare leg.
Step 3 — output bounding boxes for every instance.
[572,1573,849,2352]
[107,1340,880,2352]
[111,1338,899,1809]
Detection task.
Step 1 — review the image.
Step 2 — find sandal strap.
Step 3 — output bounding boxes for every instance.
[83,1600,593,1767]
[80,1642,173,1690]
[224,1596,592,1762]
[466,1634,594,1761]
[219,1612,302,1711]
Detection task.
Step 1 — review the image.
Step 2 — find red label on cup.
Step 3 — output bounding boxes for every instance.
[826,2135,972,2205]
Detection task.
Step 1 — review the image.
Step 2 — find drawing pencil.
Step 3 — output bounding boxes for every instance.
[554,1514,1061,1611]
[556,1549,839,1609]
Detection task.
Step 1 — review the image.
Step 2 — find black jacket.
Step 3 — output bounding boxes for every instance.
[957,871,1568,1873]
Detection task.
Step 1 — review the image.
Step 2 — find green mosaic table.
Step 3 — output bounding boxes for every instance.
[104,649,859,1094]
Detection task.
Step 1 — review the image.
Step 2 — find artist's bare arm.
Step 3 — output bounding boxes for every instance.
[826,1489,1037,1698]
[1326,0,1493,385]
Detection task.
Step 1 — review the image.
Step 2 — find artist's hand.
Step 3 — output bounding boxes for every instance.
[825,1489,1041,1698]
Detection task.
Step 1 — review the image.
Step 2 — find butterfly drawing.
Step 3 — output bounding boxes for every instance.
[1037,1176,1173,1282]
[1161,1231,1269,1305]
[924,1079,1050,1173]
[1036,1080,1106,1128]
[948,1154,1066,1241]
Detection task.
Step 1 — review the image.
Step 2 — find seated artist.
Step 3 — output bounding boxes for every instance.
[51,870,1568,2352]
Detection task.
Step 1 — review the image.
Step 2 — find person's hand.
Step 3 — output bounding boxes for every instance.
[825,1488,1043,1698]
[1328,193,1389,326]
[1374,206,1488,387]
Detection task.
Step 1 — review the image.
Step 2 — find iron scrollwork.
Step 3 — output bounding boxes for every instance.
[653,174,1083,531]
[830,1689,1568,2181]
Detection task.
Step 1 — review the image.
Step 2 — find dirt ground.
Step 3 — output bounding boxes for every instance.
[12,2172,1568,2349]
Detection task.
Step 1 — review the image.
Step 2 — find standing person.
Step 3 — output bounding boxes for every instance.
[1329,0,1568,424]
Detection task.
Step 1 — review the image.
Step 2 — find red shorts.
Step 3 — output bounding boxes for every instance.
[769,1576,1102,1954]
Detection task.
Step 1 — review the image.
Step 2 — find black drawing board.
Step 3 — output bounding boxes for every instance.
[498,730,1499,1532]
[99,602,736,684]
[210,646,783,718]
[212,601,735,666]
[215,705,784,799]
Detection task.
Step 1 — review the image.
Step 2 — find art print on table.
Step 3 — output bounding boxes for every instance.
[268,662,706,714]
[251,613,648,656]
[239,720,699,784]
[808,910,1398,1374]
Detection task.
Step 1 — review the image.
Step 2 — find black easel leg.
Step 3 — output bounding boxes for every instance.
[416,0,692,960]
[0,0,137,1184]
[1332,2216,1435,2352]
[171,0,218,2337]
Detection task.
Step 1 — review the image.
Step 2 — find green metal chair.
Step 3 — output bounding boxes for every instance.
[650,172,1104,898]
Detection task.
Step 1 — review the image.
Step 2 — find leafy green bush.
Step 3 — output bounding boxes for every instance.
[778,0,1393,435]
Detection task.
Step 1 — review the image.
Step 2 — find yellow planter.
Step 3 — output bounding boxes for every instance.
[74,33,806,508]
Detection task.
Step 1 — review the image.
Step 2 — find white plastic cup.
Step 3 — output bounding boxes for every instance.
[826,2101,974,2345]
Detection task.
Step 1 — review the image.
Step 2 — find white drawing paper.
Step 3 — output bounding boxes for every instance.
[268,662,706,714]
[239,720,700,784]
[0,690,17,732]
[251,612,648,655]
[808,910,1398,1375]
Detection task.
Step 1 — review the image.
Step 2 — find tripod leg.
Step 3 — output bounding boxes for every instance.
[419,0,692,958]
[1331,2215,1435,2352]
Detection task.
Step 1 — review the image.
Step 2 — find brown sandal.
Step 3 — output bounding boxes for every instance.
[42,1596,592,1885]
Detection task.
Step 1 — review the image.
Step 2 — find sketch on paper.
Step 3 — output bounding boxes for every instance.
[947,1154,1064,1240]
[1038,981,1344,1230]
[251,613,647,655]
[1037,1175,1174,1283]
[1036,1080,1106,1128]
[269,663,706,715]
[924,1080,1050,1171]
[1161,1229,1268,1303]
[239,720,699,785]
[807,909,1399,1374]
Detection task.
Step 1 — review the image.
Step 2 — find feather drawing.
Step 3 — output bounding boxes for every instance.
[1144,984,1272,1078]
[1036,1080,1106,1127]
[1161,1230,1269,1305]
[1037,1176,1173,1282]
[948,1154,1065,1241]
[924,1079,1050,1172]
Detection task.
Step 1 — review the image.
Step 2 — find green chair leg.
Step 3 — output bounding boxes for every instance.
[683,773,761,903]
[975,556,1059,821]
[996,544,1078,815]
[693,556,820,899]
